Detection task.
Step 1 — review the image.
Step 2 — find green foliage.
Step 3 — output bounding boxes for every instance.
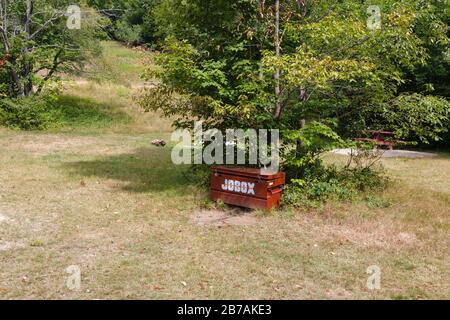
[283,165,388,207]
[0,96,57,130]
[283,154,389,206]
[142,0,448,132]
[138,36,272,130]
[88,0,160,45]
[139,0,278,132]
[400,0,450,97]
[270,0,442,134]
[0,94,131,131]
[115,19,143,45]
[0,0,105,98]
[138,0,448,204]
[377,94,450,144]
[282,121,345,179]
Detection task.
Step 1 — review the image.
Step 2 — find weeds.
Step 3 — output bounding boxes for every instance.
[283,148,389,207]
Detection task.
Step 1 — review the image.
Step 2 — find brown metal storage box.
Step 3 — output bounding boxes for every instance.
[211,166,286,210]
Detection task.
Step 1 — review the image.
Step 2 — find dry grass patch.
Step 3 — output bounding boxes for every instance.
[1,121,448,299]
[191,210,260,227]
[0,130,448,299]
[0,42,448,299]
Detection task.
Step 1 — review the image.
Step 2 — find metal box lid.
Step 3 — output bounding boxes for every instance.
[212,166,285,180]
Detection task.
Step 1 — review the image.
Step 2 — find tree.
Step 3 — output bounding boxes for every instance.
[371,94,450,145]
[0,0,103,98]
[87,0,160,46]
[140,0,304,132]
[399,0,450,98]
[139,0,449,167]
[274,0,281,120]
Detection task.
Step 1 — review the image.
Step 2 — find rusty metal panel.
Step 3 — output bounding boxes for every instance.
[211,174,285,199]
[210,166,286,210]
[212,166,284,180]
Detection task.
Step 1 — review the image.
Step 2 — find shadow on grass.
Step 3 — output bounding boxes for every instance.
[63,147,195,194]
[53,95,132,129]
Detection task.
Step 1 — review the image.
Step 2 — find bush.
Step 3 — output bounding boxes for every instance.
[0,94,132,131]
[282,142,388,207]
[115,19,142,46]
[375,94,450,145]
[283,165,388,207]
[0,97,57,130]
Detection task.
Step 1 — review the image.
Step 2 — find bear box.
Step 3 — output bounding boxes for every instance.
[211,166,286,210]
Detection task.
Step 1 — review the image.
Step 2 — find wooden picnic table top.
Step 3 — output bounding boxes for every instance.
[365,130,395,136]
[355,130,399,150]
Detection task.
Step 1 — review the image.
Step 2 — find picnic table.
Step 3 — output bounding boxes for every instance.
[355,130,399,150]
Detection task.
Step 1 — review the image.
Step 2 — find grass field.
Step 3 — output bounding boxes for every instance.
[0,42,448,300]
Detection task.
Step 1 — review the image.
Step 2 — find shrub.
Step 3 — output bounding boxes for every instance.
[0,97,57,130]
[283,165,388,207]
[283,143,388,207]
[0,93,132,131]
[115,19,143,46]
[376,94,450,145]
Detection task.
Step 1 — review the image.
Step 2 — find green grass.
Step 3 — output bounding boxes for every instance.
[50,95,132,130]
[55,41,171,134]
[79,41,149,86]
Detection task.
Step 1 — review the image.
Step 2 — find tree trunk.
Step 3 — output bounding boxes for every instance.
[296,119,306,158]
[36,48,63,94]
[22,0,34,96]
[0,6,22,97]
[296,86,308,158]
[7,66,22,97]
[274,0,282,120]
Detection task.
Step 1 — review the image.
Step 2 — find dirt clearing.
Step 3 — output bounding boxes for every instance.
[191,210,259,227]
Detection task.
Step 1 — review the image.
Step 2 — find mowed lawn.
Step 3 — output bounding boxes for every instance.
[0,43,448,300]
